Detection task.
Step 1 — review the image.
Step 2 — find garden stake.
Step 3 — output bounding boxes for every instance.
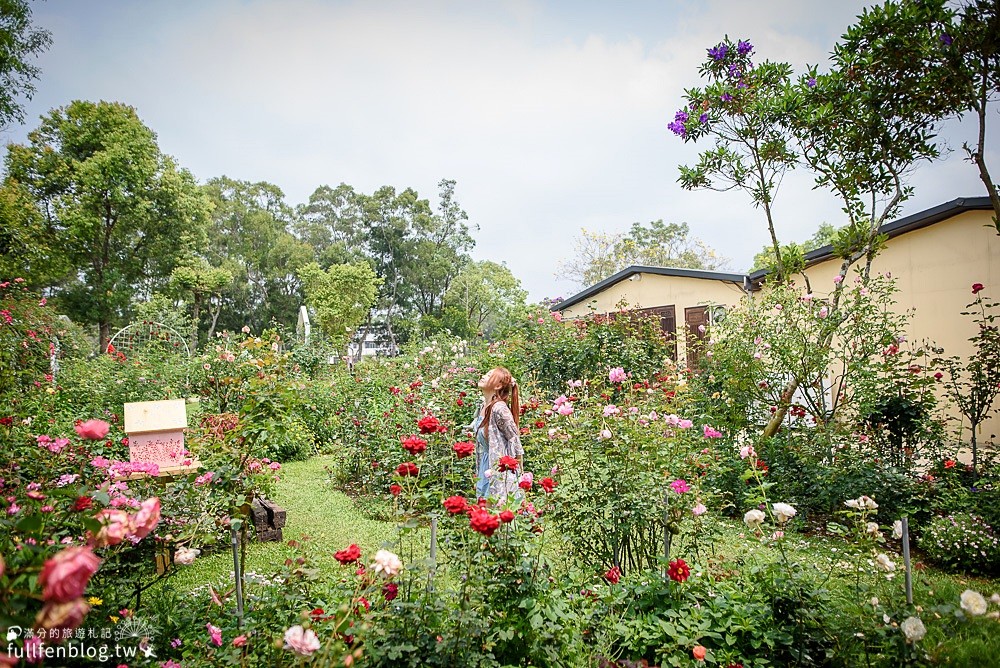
[663,489,671,577]
[428,516,438,592]
[902,517,913,605]
[231,525,244,627]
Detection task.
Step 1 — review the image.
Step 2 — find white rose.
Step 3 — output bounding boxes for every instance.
[744,509,766,529]
[901,616,926,642]
[960,589,988,616]
[845,498,861,510]
[892,520,903,540]
[866,522,881,536]
[174,547,200,566]
[772,503,797,524]
[991,593,1000,605]
[372,549,403,578]
[861,496,879,510]
[875,554,895,573]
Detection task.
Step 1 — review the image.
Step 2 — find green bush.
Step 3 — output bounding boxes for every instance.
[920,512,1000,575]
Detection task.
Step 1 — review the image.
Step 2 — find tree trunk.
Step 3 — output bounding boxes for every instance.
[763,377,800,438]
[99,321,110,353]
[190,292,202,352]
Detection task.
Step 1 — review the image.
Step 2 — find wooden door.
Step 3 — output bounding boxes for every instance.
[684,306,709,371]
[633,305,677,361]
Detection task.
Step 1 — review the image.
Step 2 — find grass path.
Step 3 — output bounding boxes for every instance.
[168,456,398,591]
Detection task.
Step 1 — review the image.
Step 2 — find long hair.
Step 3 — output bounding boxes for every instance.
[482,367,520,442]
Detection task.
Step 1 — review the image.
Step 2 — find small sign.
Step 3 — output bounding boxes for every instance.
[124,399,188,468]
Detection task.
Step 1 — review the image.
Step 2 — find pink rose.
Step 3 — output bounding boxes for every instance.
[74,419,110,440]
[283,625,320,656]
[33,598,90,641]
[207,623,223,647]
[131,497,161,540]
[92,509,132,547]
[39,546,101,602]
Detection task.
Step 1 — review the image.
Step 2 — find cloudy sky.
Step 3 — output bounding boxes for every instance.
[4,0,996,302]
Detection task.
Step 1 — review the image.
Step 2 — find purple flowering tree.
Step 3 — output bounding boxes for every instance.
[669,37,797,280]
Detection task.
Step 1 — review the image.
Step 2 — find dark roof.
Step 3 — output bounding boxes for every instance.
[552,265,749,312]
[554,197,994,311]
[748,196,994,283]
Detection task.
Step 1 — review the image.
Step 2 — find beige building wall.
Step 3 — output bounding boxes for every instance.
[559,273,747,367]
[800,209,996,367]
[798,209,998,445]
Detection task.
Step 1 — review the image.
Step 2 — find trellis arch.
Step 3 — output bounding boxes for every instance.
[106,321,192,358]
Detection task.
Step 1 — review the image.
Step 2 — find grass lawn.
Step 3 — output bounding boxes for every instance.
[168,456,402,591]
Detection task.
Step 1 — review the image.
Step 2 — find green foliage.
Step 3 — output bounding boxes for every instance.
[299,261,381,350]
[494,307,674,396]
[0,0,51,129]
[442,260,527,337]
[931,288,1000,475]
[750,222,839,274]
[920,512,1000,575]
[559,221,728,288]
[3,100,210,348]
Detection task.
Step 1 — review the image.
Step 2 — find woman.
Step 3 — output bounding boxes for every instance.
[471,367,524,501]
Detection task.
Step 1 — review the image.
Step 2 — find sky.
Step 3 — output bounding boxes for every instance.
[4,0,997,302]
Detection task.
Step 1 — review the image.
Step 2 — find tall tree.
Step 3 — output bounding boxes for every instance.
[559,220,728,288]
[750,222,838,273]
[952,0,1000,229]
[3,100,209,350]
[669,38,797,280]
[293,183,366,267]
[444,260,527,336]
[0,0,51,130]
[298,261,381,351]
[203,176,312,332]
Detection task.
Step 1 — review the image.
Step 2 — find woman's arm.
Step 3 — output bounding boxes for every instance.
[493,402,524,458]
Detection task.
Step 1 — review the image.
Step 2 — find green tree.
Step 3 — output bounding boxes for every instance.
[293,183,366,267]
[0,0,51,130]
[443,260,527,336]
[559,220,727,287]
[169,253,234,349]
[750,222,839,273]
[669,37,797,280]
[203,176,312,333]
[3,100,209,350]
[298,261,381,351]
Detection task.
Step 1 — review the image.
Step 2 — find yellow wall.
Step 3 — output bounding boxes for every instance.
[559,272,747,367]
[800,209,996,366]
[798,209,997,446]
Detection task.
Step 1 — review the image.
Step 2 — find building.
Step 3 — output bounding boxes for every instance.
[552,196,997,379]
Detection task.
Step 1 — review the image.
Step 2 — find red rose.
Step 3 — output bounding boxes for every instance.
[497,456,518,472]
[409,380,423,389]
[604,566,621,584]
[390,484,402,496]
[934,372,943,380]
[389,386,401,395]
[498,510,515,523]
[468,507,500,537]
[417,415,441,434]
[944,459,956,469]
[534,420,545,429]
[401,435,428,455]
[973,282,985,294]
[443,496,469,515]
[456,399,464,407]
[335,544,362,565]
[383,582,399,601]
[540,477,557,493]
[667,558,690,583]
[395,462,419,477]
[74,419,110,440]
[452,441,475,458]
[310,607,332,621]
[39,546,101,603]
[0,417,13,427]
[72,496,94,512]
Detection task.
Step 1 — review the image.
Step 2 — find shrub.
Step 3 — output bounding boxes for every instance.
[920,512,1000,575]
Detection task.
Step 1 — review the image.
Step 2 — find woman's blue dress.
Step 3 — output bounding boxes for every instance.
[472,410,490,499]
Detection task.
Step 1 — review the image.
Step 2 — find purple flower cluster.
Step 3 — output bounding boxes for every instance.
[708,44,729,61]
[720,92,733,102]
[939,32,953,46]
[667,108,689,137]
[728,63,741,79]
[737,39,753,56]
[807,76,817,88]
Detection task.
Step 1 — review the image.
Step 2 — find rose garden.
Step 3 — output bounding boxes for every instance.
[2,269,1000,667]
[4,0,1000,665]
